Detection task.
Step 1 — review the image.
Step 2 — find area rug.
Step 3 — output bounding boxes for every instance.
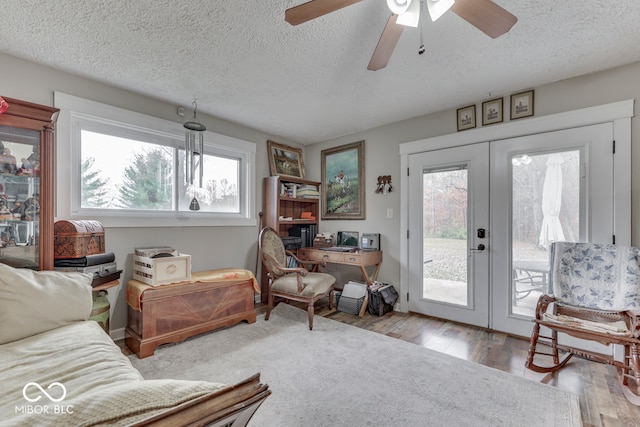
[129,304,581,427]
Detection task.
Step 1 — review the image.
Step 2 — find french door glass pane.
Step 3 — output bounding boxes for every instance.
[422,167,468,306]
[511,150,580,316]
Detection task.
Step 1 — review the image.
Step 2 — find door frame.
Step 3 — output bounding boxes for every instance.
[398,99,633,315]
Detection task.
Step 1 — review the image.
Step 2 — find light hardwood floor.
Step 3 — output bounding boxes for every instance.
[293,300,640,427]
[120,301,640,426]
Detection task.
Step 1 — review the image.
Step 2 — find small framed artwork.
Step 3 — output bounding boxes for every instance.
[456,105,476,131]
[321,140,365,220]
[482,98,503,126]
[510,90,535,120]
[267,140,305,179]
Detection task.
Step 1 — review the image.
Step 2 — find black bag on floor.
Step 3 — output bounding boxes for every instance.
[367,283,398,316]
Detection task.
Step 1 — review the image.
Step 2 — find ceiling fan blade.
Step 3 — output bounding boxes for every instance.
[368,14,404,71]
[450,0,517,39]
[285,0,362,26]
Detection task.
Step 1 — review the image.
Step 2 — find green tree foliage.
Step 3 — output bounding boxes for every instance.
[118,148,173,209]
[81,157,111,208]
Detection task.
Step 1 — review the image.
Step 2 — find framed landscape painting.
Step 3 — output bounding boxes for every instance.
[267,140,305,179]
[321,140,365,220]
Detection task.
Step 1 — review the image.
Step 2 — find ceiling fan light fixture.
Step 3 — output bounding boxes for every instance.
[386,0,412,16]
[396,0,421,27]
[426,0,455,22]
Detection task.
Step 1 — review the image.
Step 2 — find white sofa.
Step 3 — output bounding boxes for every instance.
[0,264,269,426]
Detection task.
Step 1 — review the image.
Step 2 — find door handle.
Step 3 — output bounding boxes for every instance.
[470,244,486,252]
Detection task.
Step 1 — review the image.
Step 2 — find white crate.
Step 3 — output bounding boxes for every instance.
[133,254,192,286]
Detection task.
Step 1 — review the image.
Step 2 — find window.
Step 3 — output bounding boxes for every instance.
[55,93,256,227]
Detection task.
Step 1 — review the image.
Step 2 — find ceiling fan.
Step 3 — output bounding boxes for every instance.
[285,0,517,71]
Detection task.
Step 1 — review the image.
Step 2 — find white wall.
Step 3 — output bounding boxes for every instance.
[0,52,302,335]
[305,62,640,291]
[2,51,639,333]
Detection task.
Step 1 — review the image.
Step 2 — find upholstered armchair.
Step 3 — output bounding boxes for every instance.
[259,226,335,330]
[526,241,640,405]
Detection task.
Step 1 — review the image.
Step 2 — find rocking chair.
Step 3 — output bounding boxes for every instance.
[525,241,640,405]
[259,226,335,330]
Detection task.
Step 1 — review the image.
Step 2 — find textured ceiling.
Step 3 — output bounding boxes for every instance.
[1,1,640,144]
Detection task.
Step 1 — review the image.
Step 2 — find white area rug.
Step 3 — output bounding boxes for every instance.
[130,303,581,427]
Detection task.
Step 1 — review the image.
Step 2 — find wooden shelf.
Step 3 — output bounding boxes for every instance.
[278,196,319,203]
[92,280,120,292]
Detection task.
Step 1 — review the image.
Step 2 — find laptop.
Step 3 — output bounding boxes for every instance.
[321,231,359,252]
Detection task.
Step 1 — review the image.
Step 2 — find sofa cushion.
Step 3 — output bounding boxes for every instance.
[0,263,93,344]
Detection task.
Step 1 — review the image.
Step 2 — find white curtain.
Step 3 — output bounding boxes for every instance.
[538,154,565,248]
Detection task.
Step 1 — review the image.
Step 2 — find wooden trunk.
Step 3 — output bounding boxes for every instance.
[53,220,105,258]
[126,276,257,358]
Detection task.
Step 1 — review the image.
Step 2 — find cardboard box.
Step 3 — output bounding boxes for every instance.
[133,254,191,286]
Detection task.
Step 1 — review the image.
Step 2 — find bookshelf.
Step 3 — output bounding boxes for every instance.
[262,175,320,239]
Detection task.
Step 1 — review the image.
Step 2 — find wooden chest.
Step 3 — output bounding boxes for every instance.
[125,271,257,358]
[53,220,105,259]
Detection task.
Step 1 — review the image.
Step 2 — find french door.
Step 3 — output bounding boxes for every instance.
[491,123,614,337]
[408,143,489,328]
[407,123,615,334]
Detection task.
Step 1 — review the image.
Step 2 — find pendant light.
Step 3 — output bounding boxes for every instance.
[425,0,455,22]
[183,100,206,210]
[386,0,411,15]
[387,0,420,27]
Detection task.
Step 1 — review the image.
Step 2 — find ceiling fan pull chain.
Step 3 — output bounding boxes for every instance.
[418,0,425,55]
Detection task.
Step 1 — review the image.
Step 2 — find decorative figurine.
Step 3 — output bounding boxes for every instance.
[17,158,33,175]
[0,146,17,174]
[22,193,40,220]
[375,175,393,195]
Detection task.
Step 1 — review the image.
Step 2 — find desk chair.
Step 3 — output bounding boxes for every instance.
[525,241,640,405]
[259,226,335,330]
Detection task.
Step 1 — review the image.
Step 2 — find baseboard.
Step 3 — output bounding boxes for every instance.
[110,327,126,341]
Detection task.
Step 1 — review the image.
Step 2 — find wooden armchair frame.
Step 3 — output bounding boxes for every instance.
[525,241,640,405]
[259,226,335,330]
[526,293,640,405]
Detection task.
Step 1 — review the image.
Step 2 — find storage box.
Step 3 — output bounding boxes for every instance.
[335,291,366,316]
[367,283,398,316]
[53,220,105,259]
[133,254,192,286]
[335,281,368,317]
[313,237,332,248]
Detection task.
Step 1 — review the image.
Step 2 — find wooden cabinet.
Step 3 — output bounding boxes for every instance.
[0,97,58,270]
[261,175,320,301]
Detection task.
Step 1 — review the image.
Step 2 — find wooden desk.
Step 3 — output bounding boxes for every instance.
[297,248,382,286]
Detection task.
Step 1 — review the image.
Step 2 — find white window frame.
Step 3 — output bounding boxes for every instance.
[54,92,256,227]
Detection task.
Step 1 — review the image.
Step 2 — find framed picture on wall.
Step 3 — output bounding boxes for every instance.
[321,140,365,220]
[510,90,535,120]
[482,98,503,126]
[267,140,305,179]
[456,105,476,131]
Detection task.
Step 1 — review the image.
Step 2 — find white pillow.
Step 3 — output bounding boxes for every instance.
[0,263,93,344]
